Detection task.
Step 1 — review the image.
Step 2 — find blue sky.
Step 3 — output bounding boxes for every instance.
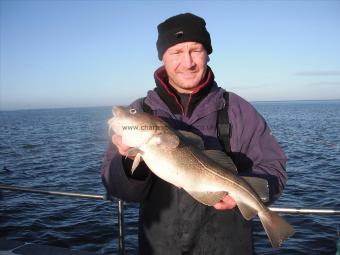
[1,0,339,110]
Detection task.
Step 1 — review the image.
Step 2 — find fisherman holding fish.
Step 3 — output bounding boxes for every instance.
[102,13,294,254]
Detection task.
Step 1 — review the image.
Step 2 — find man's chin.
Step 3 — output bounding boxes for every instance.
[170,78,201,92]
[179,79,201,89]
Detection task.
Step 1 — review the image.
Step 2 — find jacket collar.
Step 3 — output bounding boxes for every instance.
[153,65,215,118]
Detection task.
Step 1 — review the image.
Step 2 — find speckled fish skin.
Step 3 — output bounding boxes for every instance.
[108,106,295,248]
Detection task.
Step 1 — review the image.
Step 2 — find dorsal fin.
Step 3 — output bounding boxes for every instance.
[242,177,269,202]
[177,130,205,149]
[203,150,238,173]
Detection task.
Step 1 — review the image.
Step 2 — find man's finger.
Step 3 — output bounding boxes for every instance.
[112,134,122,145]
[213,195,237,210]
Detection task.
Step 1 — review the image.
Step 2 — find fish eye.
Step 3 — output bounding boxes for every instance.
[130,108,137,114]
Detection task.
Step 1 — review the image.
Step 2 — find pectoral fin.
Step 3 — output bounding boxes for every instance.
[126,148,143,174]
[186,190,227,206]
[152,133,180,149]
[126,148,140,158]
[131,153,142,174]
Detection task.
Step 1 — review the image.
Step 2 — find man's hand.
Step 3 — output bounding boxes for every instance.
[213,195,237,210]
[112,134,135,159]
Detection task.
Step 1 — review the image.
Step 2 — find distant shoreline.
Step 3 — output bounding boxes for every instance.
[1,99,340,112]
[252,99,340,104]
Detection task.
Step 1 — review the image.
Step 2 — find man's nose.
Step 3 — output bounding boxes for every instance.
[182,51,195,68]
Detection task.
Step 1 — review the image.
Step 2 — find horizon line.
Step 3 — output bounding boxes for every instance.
[1,98,340,112]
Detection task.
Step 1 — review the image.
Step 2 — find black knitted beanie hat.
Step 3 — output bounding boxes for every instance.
[156,13,212,60]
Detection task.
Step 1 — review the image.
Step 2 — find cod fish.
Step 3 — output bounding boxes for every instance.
[108,106,295,248]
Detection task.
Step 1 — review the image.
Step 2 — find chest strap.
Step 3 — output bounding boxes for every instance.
[217,92,231,154]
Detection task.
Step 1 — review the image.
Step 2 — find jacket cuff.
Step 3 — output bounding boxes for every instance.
[102,153,152,202]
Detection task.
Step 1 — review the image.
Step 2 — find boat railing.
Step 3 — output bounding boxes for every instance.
[0,184,126,255]
[1,183,340,255]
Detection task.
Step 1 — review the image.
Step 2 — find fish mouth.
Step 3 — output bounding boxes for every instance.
[111,106,119,118]
[108,106,122,135]
[112,106,129,118]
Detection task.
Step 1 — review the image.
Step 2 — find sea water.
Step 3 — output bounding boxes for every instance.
[0,101,339,254]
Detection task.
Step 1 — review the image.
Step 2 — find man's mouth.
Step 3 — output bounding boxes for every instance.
[180,72,197,78]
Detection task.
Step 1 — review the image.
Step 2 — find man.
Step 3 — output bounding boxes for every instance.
[102,13,287,255]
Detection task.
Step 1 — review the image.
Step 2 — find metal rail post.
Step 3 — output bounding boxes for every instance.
[117,199,125,255]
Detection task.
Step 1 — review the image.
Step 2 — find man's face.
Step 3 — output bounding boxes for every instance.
[162,42,208,93]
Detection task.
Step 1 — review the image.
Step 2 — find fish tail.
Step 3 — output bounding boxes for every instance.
[258,209,295,248]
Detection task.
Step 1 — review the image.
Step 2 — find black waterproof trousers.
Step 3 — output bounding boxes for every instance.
[138,178,253,255]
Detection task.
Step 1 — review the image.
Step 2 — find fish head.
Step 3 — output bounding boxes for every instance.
[108,106,165,148]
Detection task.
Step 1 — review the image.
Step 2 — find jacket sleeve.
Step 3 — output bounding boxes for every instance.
[101,99,153,202]
[228,93,287,204]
